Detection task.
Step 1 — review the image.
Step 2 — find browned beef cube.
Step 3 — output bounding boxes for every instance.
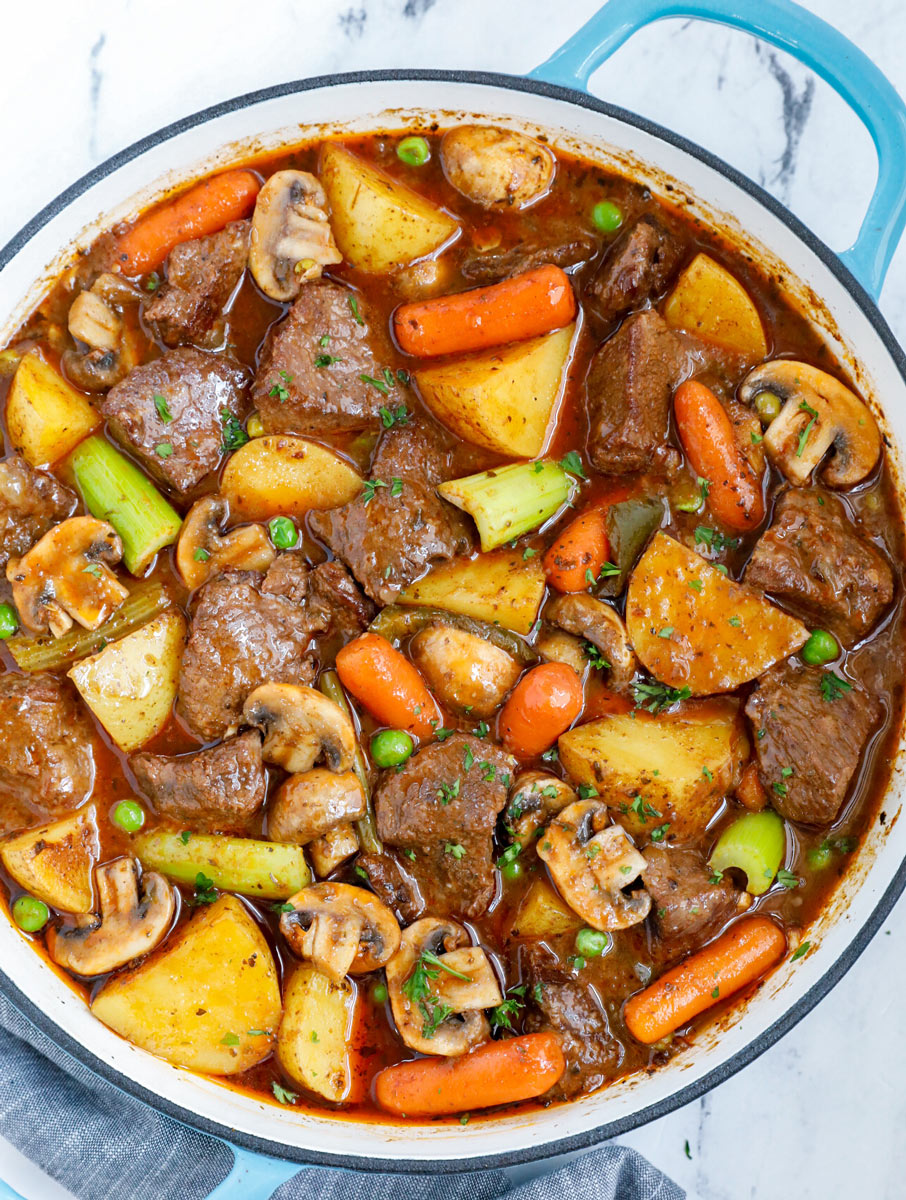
[130,731,266,834]
[307,560,376,642]
[745,489,894,645]
[0,454,77,570]
[374,734,515,919]
[585,215,685,326]
[144,220,249,347]
[745,658,882,825]
[100,348,249,499]
[642,846,739,955]
[356,852,424,924]
[460,233,597,284]
[252,282,387,435]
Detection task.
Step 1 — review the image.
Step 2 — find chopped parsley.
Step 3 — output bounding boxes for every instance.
[268,380,290,402]
[776,869,800,889]
[649,822,671,842]
[402,949,471,1039]
[179,830,191,845]
[702,765,713,782]
[82,563,103,579]
[153,393,172,423]
[820,671,853,702]
[192,872,217,905]
[490,985,527,1033]
[437,779,460,805]
[314,353,343,368]
[694,526,739,553]
[193,547,211,563]
[523,546,537,560]
[791,940,812,961]
[497,844,522,870]
[599,561,621,578]
[657,626,674,639]
[479,761,496,782]
[773,781,788,797]
[577,784,599,800]
[380,404,409,428]
[348,295,365,325]
[154,442,173,458]
[633,679,691,714]
[796,400,819,457]
[444,843,466,860]
[473,721,489,739]
[144,272,160,292]
[361,479,387,505]
[390,477,404,498]
[272,1082,298,1105]
[220,1032,240,1047]
[220,408,249,452]
[583,640,610,671]
[728,615,742,627]
[559,450,587,479]
[463,745,474,771]
[359,372,392,396]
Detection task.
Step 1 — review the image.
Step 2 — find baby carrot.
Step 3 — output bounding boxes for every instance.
[624,916,787,1045]
[543,508,609,593]
[374,1033,565,1116]
[499,662,583,758]
[674,380,765,532]
[735,762,769,812]
[393,264,576,357]
[115,169,261,275]
[335,632,442,741]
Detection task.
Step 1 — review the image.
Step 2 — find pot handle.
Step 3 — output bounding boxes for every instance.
[202,1143,308,1200]
[530,0,906,299]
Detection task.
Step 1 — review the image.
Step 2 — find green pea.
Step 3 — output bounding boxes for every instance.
[754,390,782,424]
[575,927,609,958]
[370,729,414,768]
[112,799,145,833]
[12,895,49,933]
[807,843,832,870]
[397,136,430,167]
[0,603,18,639]
[372,983,388,1005]
[268,516,297,550]
[592,200,623,233]
[501,859,523,882]
[801,629,839,666]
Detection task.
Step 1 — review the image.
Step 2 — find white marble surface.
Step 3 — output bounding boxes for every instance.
[1,1,905,1197]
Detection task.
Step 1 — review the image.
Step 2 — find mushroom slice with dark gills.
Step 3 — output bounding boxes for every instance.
[267,768,366,879]
[175,496,274,590]
[279,881,400,984]
[249,170,342,300]
[242,682,356,775]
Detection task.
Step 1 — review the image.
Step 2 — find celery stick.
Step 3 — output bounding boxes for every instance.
[69,435,182,575]
[319,669,382,854]
[438,460,570,552]
[133,830,311,900]
[709,811,786,896]
[7,580,171,672]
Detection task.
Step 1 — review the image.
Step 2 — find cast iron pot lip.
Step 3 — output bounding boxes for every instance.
[1,67,905,1177]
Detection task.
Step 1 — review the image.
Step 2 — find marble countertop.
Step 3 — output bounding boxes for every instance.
[1,1,905,1196]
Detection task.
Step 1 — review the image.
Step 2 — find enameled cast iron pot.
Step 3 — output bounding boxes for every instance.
[2,1,906,1193]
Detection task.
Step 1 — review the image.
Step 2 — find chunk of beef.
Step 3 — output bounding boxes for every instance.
[374,733,514,919]
[309,419,472,604]
[745,658,882,825]
[522,942,624,1099]
[130,731,266,833]
[100,348,249,499]
[745,489,894,645]
[585,310,690,474]
[461,234,597,284]
[642,846,738,956]
[0,674,95,832]
[252,282,386,435]
[0,454,77,570]
[308,560,376,642]
[585,215,685,326]
[177,554,326,741]
[144,220,249,347]
[357,852,424,924]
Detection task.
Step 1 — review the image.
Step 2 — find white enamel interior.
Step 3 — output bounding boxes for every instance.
[1,76,904,1166]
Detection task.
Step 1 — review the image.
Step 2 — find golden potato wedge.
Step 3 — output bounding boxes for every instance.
[415,325,574,458]
[663,253,767,359]
[399,549,545,635]
[68,610,185,752]
[221,435,362,521]
[320,142,459,274]
[277,963,359,1103]
[558,700,749,842]
[509,877,582,939]
[0,806,98,913]
[7,351,100,468]
[91,894,281,1074]
[626,532,807,693]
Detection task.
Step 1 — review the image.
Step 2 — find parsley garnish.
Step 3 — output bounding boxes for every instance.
[268,381,290,402]
[272,1081,298,1105]
[599,561,621,578]
[796,400,819,457]
[154,442,173,458]
[179,830,191,845]
[559,450,587,480]
[583,640,610,671]
[437,779,460,805]
[153,393,172,423]
[444,843,466,859]
[348,294,365,325]
[497,844,521,870]
[192,872,217,905]
[220,1032,240,1047]
[577,784,599,800]
[82,563,103,579]
[820,671,853,702]
[390,477,403,498]
[361,479,387,505]
[380,404,409,428]
[490,985,527,1033]
[694,526,739,553]
[776,869,800,889]
[632,679,691,713]
[359,372,392,396]
[791,940,812,961]
[473,721,489,739]
[462,745,474,771]
[220,408,249,452]
[649,822,671,842]
[314,353,343,368]
[402,950,471,1038]
[193,547,211,562]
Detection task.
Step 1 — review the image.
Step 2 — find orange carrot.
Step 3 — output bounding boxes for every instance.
[735,762,768,811]
[543,509,609,593]
[393,264,576,357]
[674,380,765,532]
[585,682,634,719]
[336,633,442,740]
[624,916,786,1045]
[374,1033,565,1116]
[115,169,261,275]
[499,662,583,758]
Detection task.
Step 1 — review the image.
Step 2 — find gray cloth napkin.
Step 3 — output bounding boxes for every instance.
[0,994,683,1200]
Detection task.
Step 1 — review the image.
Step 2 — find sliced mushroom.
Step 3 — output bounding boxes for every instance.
[739,360,881,487]
[537,799,651,932]
[279,881,400,983]
[547,594,637,687]
[536,627,588,674]
[409,622,522,717]
[393,255,456,301]
[176,495,274,589]
[242,683,356,774]
[45,856,174,976]
[62,274,141,390]
[440,126,555,210]
[269,769,365,844]
[385,917,502,1056]
[249,170,342,301]
[7,516,128,637]
[308,823,360,878]
[505,771,576,849]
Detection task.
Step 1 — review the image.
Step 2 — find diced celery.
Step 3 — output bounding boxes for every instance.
[709,810,786,896]
[438,460,570,552]
[133,830,310,900]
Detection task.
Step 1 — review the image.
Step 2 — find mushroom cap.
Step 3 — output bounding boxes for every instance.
[279,881,400,983]
[537,799,651,931]
[249,170,342,302]
[409,622,522,717]
[242,683,356,774]
[547,594,637,687]
[506,770,576,848]
[385,916,501,1056]
[308,822,360,879]
[268,769,366,845]
[440,125,555,210]
[7,515,128,636]
[62,275,141,391]
[739,359,881,488]
[176,495,275,590]
[46,856,175,977]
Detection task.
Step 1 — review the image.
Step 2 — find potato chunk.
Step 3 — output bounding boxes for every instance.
[410,623,521,716]
[558,700,749,842]
[663,253,767,359]
[277,964,359,1103]
[220,435,363,521]
[7,351,100,468]
[91,894,281,1074]
[0,806,98,913]
[626,532,807,694]
[399,549,545,635]
[440,126,555,210]
[509,877,582,939]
